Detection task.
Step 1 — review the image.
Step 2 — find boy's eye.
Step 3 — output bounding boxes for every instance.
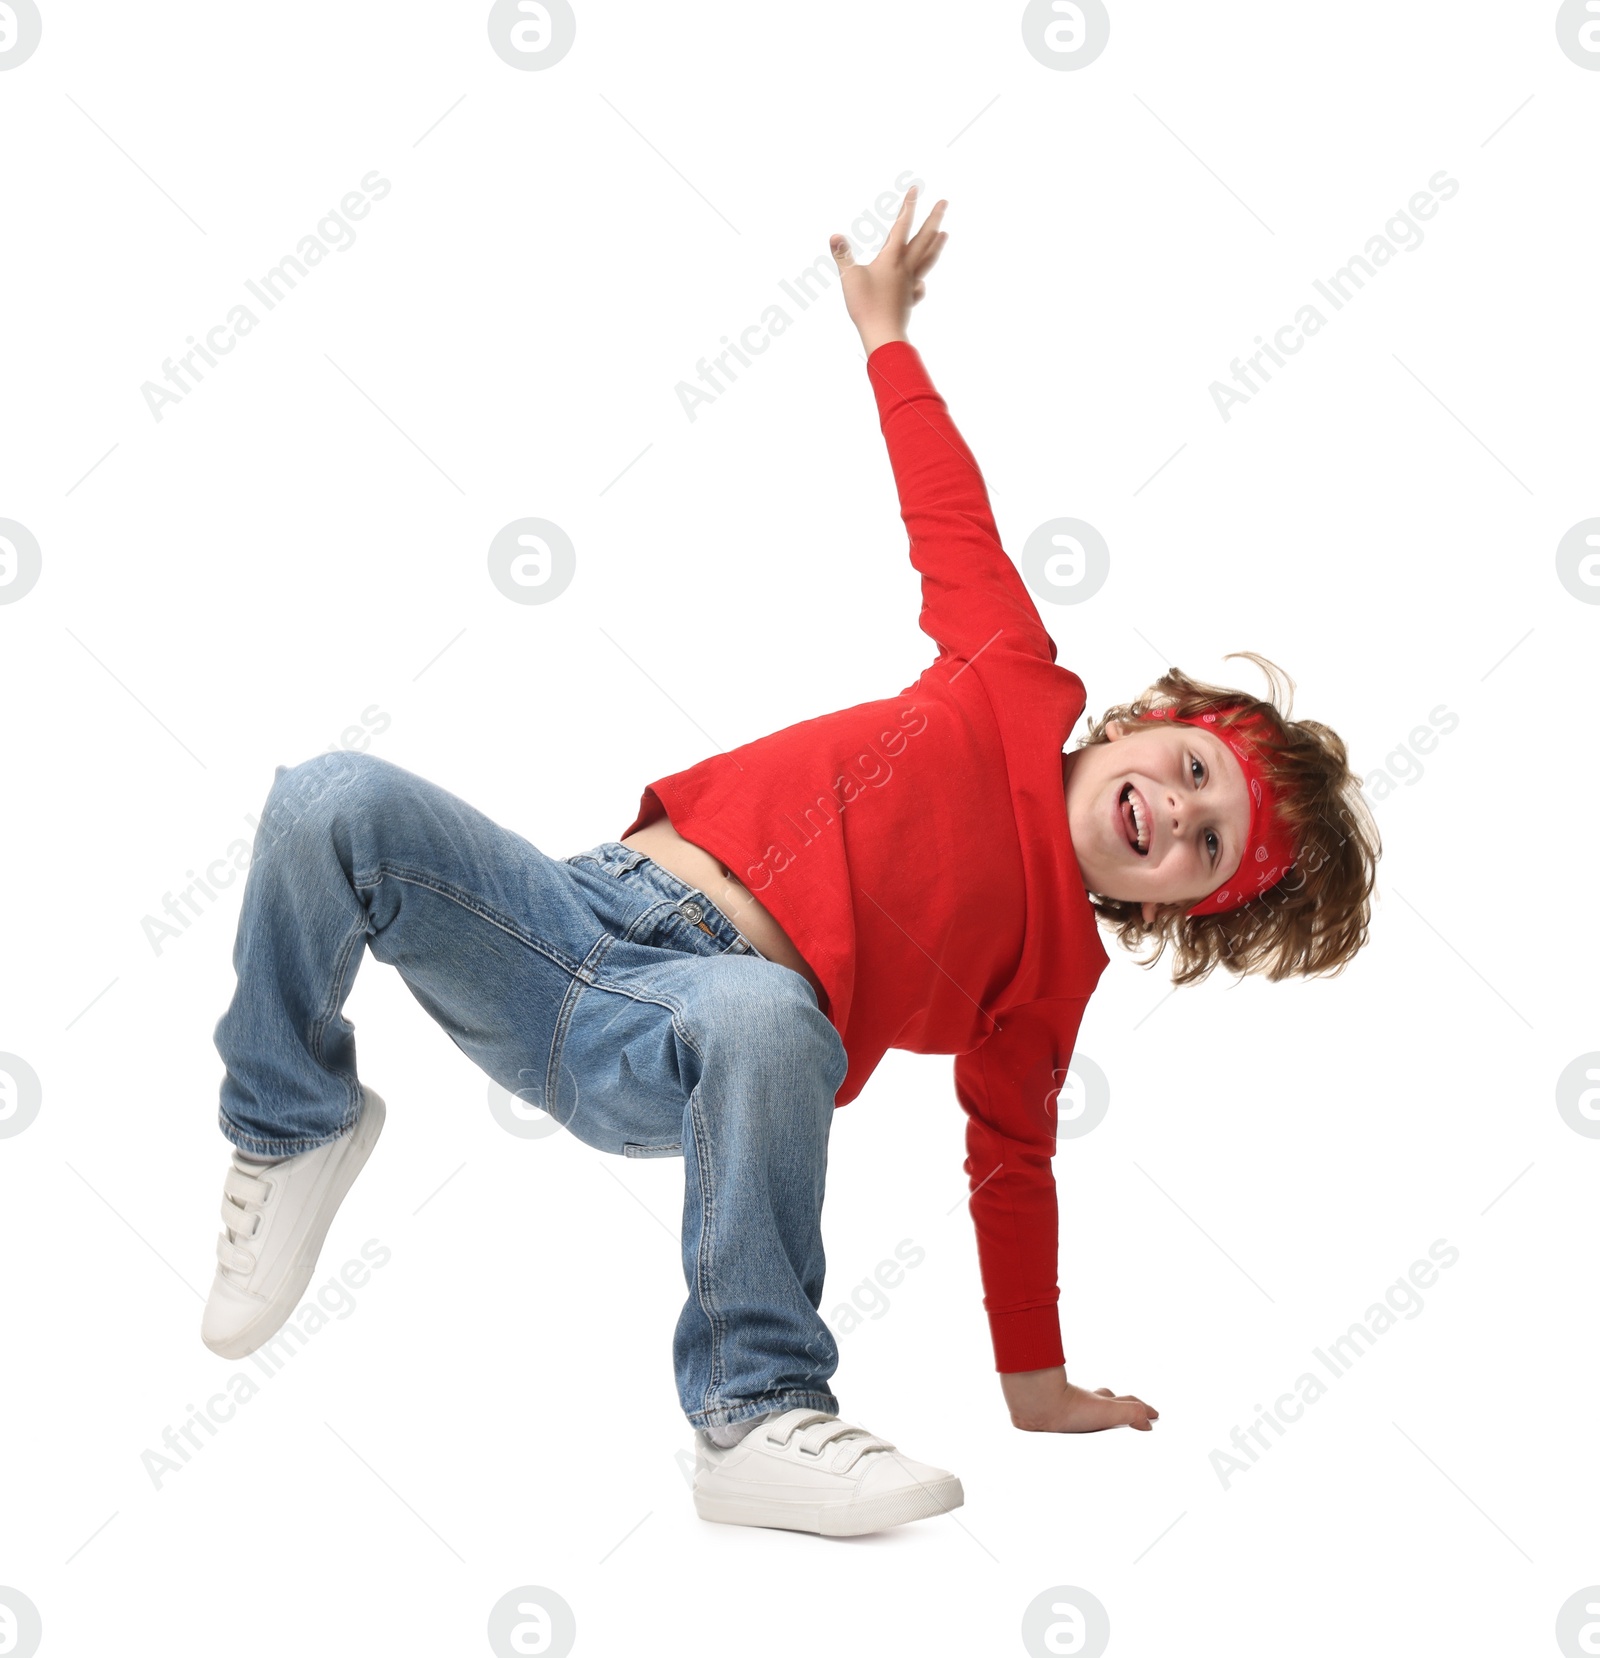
[1191,755,1217,859]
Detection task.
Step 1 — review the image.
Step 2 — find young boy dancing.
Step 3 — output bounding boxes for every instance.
[201,188,1379,1538]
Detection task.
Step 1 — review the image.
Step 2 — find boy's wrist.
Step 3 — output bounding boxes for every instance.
[999,1364,1069,1429]
[859,326,910,357]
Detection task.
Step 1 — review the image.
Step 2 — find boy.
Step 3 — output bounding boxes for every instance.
[201,188,1379,1538]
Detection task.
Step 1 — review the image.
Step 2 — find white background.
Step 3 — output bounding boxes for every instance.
[2,2,1596,1654]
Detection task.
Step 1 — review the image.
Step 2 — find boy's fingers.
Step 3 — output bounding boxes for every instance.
[829,232,856,269]
[1094,1386,1159,1426]
[907,200,948,260]
[887,184,918,247]
[914,230,949,277]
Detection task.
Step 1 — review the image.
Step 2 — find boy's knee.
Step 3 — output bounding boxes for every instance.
[263,750,388,838]
[277,748,388,799]
[698,967,846,1092]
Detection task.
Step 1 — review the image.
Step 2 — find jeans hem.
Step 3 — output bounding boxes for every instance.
[217,1105,357,1159]
[688,1390,839,1432]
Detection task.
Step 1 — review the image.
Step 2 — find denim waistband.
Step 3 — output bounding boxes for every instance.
[566,841,765,959]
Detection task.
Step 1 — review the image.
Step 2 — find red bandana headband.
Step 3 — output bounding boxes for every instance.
[1135,705,1299,917]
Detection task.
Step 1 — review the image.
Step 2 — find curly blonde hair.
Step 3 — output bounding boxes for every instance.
[1078,652,1380,986]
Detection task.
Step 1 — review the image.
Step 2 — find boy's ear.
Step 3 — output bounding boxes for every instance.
[1104,719,1127,740]
[1140,899,1159,925]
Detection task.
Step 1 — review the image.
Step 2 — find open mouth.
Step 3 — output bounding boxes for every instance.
[1119,782,1150,856]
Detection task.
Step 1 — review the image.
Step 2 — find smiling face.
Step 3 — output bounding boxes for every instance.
[1062,718,1253,921]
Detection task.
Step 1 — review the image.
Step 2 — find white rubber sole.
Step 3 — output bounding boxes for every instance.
[694,1473,965,1537]
[204,1088,386,1360]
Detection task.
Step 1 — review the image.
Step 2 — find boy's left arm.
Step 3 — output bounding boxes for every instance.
[835,185,1057,669]
[867,338,1059,669]
[955,1001,1160,1435]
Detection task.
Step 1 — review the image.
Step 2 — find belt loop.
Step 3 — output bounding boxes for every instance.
[598,841,646,874]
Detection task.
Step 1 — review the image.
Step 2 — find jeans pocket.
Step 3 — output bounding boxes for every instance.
[623,1141,683,1159]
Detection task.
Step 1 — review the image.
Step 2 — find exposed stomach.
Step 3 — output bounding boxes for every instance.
[619,818,827,1007]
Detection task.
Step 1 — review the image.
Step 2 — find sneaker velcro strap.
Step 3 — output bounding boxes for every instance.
[220,1194,260,1239]
[223,1167,271,1205]
[774,1413,897,1472]
[764,1410,835,1447]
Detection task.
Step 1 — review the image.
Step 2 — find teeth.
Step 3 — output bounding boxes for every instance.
[1123,783,1148,854]
[1130,790,1148,853]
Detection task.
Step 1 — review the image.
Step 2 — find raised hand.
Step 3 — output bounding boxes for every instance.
[830,184,949,355]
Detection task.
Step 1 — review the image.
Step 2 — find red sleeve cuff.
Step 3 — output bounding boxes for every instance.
[866,338,932,406]
[866,338,916,366]
[988,1302,1066,1374]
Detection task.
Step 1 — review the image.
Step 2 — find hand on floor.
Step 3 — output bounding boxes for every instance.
[1000,1366,1160,1433]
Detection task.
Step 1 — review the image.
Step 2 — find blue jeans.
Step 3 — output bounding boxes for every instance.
[212,751,849,1434]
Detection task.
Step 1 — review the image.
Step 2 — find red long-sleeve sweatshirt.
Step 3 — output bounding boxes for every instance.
[620,339,1111,1373]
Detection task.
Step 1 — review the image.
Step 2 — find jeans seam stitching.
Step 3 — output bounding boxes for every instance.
[686,1080,726,1402]
[307,912,369,1129]
[546,934,615,1118]
[354,862,589,980]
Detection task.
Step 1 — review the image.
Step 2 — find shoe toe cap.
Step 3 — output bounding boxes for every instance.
[856,1449,957,1500]
[201,1273,266,1351]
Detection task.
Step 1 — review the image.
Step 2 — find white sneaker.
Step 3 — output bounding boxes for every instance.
[201,1086,386,1360]
[693,1408,964,1537]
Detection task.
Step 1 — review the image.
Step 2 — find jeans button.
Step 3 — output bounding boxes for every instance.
[681,901,704,924]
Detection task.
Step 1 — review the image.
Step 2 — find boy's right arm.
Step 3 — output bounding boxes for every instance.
[955,1001,1160,1436]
